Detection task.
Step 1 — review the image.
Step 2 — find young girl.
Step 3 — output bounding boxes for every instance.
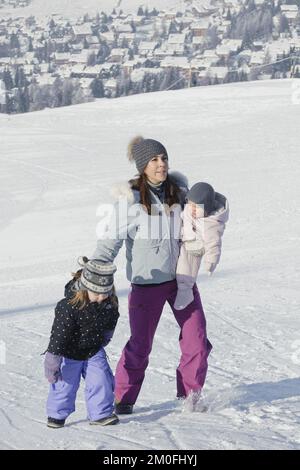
[174,182,229,310]
[44,257,120,428]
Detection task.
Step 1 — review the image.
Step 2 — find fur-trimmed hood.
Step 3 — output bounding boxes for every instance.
[110,171,189,204]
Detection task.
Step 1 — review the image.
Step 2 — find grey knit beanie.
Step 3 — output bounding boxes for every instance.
[127,136,168,174]
[77,257,117,294]
[187,182,216,215]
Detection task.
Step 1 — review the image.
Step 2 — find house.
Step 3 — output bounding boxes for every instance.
[250,51,265,66]
[99,31,116,46]
[70,49,91,65]
[0,37,9,56]
[191,18,211,36]
[162,11,177,21]
[36,73,56,85]
[266,40,291,61]
[253,41,264,51]
[122,59,140,75]
[280,5,298,13]
[23,51,35,64]
[79,77,94,91]
[138,41,158,57]
[153,46,171,60]
[192,36,206,49]
[290,37,300,52]
[70,42,84,54]
[108,48,126,63]
[71,24,92,41]
[207,66,229,83]
[168,33,186,46]
[52,52,71,66]
[113,23,133,34]
[103,78,117,97]
[179,16,194,28]
[124,14,144,27]
[39,63,50,73]
[81,65,103,78]
[70,64,86,78]
[160,56,190,78]
[118,32,135,47]
[84,35,100,49]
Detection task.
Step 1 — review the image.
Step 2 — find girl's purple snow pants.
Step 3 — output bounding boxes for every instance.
[46,348,114,421]
[115,280,212,404]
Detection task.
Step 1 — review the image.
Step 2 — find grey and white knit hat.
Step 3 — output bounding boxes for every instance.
[127,136,168,174]
[78,257,117,294]
[186,182,216,215]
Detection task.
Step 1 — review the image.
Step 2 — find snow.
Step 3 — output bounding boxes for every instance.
[0,0,188,18]
[1,78,300,450]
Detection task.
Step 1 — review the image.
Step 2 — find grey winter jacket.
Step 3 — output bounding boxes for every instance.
[93,172,188,285]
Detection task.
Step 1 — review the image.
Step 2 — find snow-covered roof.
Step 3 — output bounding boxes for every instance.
[79,78,94,89]
[100,32,115,42]
[70,64,86,74]
[191,18,211,29]
[266,40,291,59]
[160,56,189,68]
[283,11,299,20]
[82,65,103,76]
[167,33,186,44]
[207,66,229,79]
[36,73,56,85]
[250,51,265,66]
[53,53,71,62]
[104,78,117,88]
[138,41,158,51]
[280,5,298,12]
[130,68,145,82]
[72,24,92,36]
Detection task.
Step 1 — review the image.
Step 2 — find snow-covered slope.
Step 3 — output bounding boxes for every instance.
[0,79,300,450]
[0,0,189,17]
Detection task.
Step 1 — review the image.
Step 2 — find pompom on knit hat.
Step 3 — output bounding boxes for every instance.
[77,256,117,294]
[186,182,216,215]
[127,136,168,174]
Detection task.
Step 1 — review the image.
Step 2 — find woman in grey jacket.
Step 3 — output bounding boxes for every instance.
[93,136,212,413]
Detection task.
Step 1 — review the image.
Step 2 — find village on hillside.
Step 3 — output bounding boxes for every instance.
[1,0,300,113]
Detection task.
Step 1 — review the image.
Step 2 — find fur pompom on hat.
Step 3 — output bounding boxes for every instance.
[77,256,117,294]
[127,136,168,174]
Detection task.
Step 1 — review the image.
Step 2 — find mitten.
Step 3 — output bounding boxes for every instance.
[44,352,62,384]
[206,262,217,276]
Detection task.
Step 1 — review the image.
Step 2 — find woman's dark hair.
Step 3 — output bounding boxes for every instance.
[129,174,182,215]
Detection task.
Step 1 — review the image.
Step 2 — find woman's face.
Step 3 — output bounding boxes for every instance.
[144,154,168,184]
[88,291,109,303]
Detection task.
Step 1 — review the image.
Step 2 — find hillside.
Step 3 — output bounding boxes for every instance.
[0,79,299,450]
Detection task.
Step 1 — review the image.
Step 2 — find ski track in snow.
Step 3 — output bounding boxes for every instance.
[0,79,300,449]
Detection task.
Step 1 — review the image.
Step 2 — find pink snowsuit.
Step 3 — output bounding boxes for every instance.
[175,192,229,310]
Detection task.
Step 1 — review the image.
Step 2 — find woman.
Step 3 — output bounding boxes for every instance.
[93,136,212,414]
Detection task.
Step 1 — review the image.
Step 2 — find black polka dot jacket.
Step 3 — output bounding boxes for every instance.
[46,279,120,361]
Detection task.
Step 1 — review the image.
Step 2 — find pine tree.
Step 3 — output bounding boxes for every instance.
[3,69,14,90]
[91,78,104,97]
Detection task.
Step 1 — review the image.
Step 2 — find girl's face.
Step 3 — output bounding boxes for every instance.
[144,154,168,184]
[188,201,205,219]
[88,291,109,303]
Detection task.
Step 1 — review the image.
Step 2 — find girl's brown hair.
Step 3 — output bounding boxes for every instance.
[68,270,118,310]
[129,173,182,215]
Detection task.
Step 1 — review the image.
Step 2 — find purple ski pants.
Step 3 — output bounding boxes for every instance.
[115,280,212,404]
[46,348,114,421]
